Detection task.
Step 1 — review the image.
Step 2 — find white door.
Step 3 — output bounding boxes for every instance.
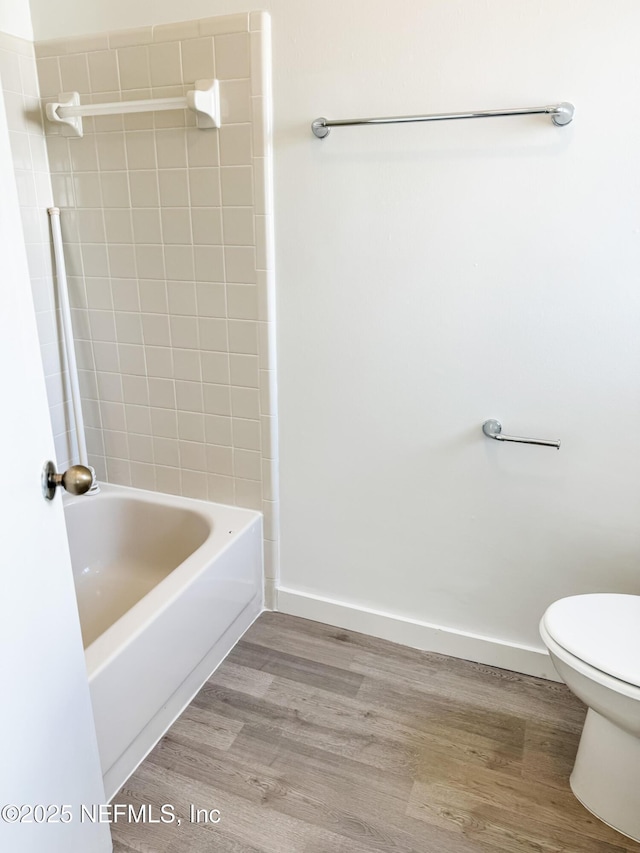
[0,90,112,852]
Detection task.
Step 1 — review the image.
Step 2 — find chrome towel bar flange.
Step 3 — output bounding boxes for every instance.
[482,419,560,449]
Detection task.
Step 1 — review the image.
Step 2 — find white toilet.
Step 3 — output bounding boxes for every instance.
[540,593,640,843]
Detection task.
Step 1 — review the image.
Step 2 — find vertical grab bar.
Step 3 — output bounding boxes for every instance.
[48,207,99,491]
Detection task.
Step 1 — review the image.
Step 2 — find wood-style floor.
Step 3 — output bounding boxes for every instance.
[111,612,640,853]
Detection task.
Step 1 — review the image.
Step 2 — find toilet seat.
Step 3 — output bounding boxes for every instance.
[542,594,640,689]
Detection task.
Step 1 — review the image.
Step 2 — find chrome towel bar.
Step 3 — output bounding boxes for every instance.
[311,102,574,138]
[482,419,560,449]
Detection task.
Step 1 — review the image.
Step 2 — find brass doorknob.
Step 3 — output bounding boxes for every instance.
[42,460,94,500]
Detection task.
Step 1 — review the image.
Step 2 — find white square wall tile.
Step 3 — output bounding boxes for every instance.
[89,309,117,342]
[159,169,189,206]
[139,280,168,313]
[93,340,119,372]
[221,166,253,205]
[228,319,258,354]
[198,318,228,351]
[214,32,250,79]
[155,129,187,168]
[132,208,162,243]
[141,312,171,346]
[189,167,221,207]
[207,473,235,504]
[73,172,101,206]
[175,380,204,413]
[104,429,129,459]
[68,136,99,173]
[203,383,231,416]
[170,315,199,349]
[118,46,150,90]
[191,208,222,244]
[125,130,157,170]
[37,56,62,97]
[219,125,252,166]
[196,282,226,317]
[104,209,134,243]
[230,386,260,420]
[232,418,261,451]
[178,440,206,471]
[130,461,156,490]
[97,371,123,402]
[129,434,154,463]
[178,410,205,441]
[115,311,143,344]
[173,348,201,381]
[122,374,149,406]
[164,245,194,281]
[82,244,109,277]
[182,470,207,499]
[222,207,254,245]
[194,245,224,282]
[88,50,120,92]
[186,127,219,167]
[156,465,181,495]
[161,208,192,244]
[234,448,261,480]
[219,79,252,123]
[77,209,105,243]
[205,443,233,475]
[118,343,146,376]
[148,377,176,409]
[100,401,126,431]
[225,247,256,283]
[150,407,178,438]
[204,414,231,445]
[167,280,197,315]
[149,42,182,87]
[135,244,165,279]
[145,345,173,378]
[111,279,140,311]
[96,133,127,171]
[130,171,159,207]
[108,244,136,278]
[234,478,262,510]
[181,37,215,83]
[229,353,259,388]
[59,53,90,94]
[201,351,229,384]
[101,172,130,207]
[125,404,152,435]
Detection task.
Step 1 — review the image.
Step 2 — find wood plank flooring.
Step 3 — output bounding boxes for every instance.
[111,612,640,853]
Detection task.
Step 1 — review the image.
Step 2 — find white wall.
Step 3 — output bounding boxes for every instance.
[0,0,33,40]
[29,0,640,671]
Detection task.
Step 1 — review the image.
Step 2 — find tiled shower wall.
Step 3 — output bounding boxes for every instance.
[1,31,79,470]
[5,12,278,601]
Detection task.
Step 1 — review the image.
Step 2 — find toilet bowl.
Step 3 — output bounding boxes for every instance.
[540,593,640,843]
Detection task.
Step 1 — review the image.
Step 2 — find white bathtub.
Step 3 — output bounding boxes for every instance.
[63,483,263,800]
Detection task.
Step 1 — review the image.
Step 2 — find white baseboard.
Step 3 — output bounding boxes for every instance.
[277,587,561,682]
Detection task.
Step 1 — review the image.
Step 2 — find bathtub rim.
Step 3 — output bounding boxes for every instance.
[63,483,262,680]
